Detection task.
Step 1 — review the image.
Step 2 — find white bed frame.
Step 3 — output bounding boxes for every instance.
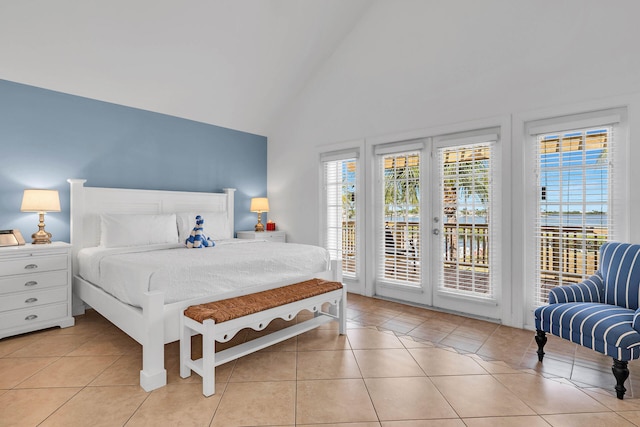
[67,179,340,392]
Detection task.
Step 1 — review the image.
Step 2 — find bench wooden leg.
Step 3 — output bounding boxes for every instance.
[202,319,216,397]
[339,288,347,335]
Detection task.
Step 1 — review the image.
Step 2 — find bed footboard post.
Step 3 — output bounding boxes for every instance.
[330,259,343,283]
[140,291,167,392]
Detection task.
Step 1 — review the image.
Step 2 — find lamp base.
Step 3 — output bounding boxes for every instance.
[254,211,265,232]
[31,212,52,244]
[31,229,52,244]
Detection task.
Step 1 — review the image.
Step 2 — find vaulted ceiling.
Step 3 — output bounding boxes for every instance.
[0,0,372,136]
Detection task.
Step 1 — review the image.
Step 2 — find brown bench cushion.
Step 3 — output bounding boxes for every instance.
[184,278,343,324]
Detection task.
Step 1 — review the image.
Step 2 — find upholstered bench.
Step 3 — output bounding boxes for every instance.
[180,278,346,396]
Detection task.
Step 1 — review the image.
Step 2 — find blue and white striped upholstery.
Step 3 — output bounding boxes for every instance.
[548,273,604,304]
[535,242,640,362]
[601,243,640,310]
[536,302,640,360]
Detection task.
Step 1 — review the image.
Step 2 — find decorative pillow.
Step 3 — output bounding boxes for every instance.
[100,213,178,248]
[185,215,215,248]
[176,211,231,242]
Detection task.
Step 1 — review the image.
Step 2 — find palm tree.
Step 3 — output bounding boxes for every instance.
[384,156,420,219]
[442,158,489,222]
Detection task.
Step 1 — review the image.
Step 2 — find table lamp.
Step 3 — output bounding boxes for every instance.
[21,189,61,244]
[250,197,269,232]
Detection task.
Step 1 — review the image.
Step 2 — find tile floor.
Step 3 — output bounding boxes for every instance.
[2,293,640,426]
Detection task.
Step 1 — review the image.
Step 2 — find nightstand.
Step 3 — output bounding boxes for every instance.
[0,242,74,339]
[236,230,286,243]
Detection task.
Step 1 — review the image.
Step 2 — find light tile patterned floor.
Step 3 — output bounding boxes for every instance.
[2,293,640,426]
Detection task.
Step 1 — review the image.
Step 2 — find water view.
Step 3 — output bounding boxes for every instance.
[389,213,607,227]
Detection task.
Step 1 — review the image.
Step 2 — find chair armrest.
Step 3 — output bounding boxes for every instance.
[548,273,604,304]
[633,308,640,333]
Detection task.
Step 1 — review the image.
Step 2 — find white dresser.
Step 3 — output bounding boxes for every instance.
[0,242,74,339]
[236,230,286,243]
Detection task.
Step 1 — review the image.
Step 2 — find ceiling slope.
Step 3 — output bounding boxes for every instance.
[0,0,372,136]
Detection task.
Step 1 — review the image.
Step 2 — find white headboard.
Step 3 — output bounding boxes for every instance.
[67,179,235,274]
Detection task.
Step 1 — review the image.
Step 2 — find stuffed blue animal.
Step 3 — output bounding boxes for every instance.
[185,215,215,248]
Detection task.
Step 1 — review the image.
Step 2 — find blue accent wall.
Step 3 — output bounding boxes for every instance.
[0,80,267,243]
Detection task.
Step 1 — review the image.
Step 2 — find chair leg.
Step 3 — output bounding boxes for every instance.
[535,329,547,362]
[612,359,629,400]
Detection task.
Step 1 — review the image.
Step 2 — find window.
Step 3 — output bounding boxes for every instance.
[529,110,625,306]
[322,153,359,279]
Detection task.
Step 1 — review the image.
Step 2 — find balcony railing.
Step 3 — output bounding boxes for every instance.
[537,225,606,303]
[339,221,605,297]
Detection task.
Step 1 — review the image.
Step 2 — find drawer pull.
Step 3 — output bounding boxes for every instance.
[24,264,38,270]
[25,281,38,287]
[25,314,38,321]
[25,297,38,304]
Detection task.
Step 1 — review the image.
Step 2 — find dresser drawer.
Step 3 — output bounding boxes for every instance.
[0,302,68,330]
[0,270,68,295]
[0,255,67,276]
[0,286,68,312]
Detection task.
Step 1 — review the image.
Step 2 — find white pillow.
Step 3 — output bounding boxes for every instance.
[100,213,178,248]
[176,211,232,243]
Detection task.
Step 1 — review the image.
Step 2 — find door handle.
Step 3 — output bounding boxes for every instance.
[433,228,440,235]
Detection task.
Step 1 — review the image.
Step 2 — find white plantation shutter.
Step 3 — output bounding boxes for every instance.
[530,113,620,306]
[377,146,422,287]
[322,151,359,279]
[436,139,496,299]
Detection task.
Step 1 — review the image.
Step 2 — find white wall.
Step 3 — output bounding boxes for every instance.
[267,0,640,325]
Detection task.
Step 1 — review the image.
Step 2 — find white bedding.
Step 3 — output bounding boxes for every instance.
[77,239,330,307]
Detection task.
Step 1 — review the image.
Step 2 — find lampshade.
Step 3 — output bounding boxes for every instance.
[21,189,61,212]
[250,197,269,213]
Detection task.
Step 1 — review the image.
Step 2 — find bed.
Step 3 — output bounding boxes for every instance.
[67,179,340,391]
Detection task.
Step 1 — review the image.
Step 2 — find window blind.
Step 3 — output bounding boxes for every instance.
[323,156,358,279]
[533,125,615,306]
[436,140,495,299]
[377,150,422,286]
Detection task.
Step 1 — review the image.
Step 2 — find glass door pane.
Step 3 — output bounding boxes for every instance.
[324,158,358,278]
[437,143,493,298]
[378,151,421,286]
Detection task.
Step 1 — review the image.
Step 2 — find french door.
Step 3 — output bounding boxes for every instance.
[374,132,501,320]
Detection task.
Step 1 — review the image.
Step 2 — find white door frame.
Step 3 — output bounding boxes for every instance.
[365,116,511,324]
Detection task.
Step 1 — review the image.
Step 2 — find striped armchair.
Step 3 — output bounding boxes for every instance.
[534,242,640,399]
